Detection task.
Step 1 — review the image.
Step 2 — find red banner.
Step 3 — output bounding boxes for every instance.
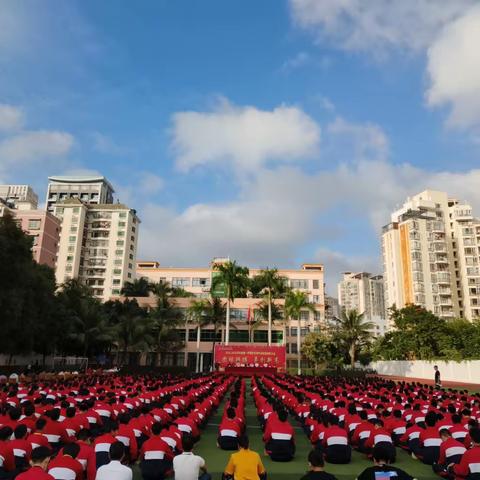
[214,344,286,371]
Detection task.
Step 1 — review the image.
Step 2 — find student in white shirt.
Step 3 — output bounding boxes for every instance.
[173,435,211,480]
[95,441,132,480]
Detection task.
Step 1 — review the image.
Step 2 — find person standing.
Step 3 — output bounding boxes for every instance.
[434,365,441,388]
[223,435,266,480]
[173,435,210,480]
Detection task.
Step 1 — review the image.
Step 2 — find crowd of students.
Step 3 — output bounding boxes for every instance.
[1,372,480,480]
[0,373,232,480]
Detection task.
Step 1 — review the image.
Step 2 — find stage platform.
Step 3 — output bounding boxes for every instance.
[224,366,277,376]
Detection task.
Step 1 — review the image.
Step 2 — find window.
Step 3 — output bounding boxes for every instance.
[119,212,127,218]
[68,246,75,253]
[70,226,77,232]
[301,327,310,336]
[132,226,136,233]
[112,279,121,285]
[314,311,321,321]
[67,255,73,261]
[128,263,133,269]
[130,235,135,242]
[290,279,308,289]
[290,343,298,354]
[312,280,319,289]
[73,207,79,213]
[129,254,133,260]
[118,231,125,237]
[290,327,297,336]
[192,277,211,287]
[28,219,41,230]
[112,289,120,295]
[115,249,123,255]
[69,236,76,243]
[114,260,122,265]
[113,269,122,275]
[127,273,132,278]
[300,310,310,321]
[116,241,124,246]
[65,265,72,272]
[72,216,78,223]
[118,222,126,227]
[172,277,190,287]
[56,207,64,214]
[230,309,248,321]
[312,295,319,303]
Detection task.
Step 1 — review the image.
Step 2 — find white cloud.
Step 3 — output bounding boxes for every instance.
[426,5,480,128]
[0,104,23,131]
[92,132,128,156]
[0,130,74,167]
[289,0,474,56]
[139,172,164,194]
[281,51,311,72]
[171,98,320,173]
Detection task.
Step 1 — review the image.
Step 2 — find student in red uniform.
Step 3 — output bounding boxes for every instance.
[218,408,242,451]
[16,446,54,480]
[432,429,466,477]
[139,422,174,480]
[323,415,351,464]
[10,424,31,470]
[263,409,295,462]
[93,421,119,470]
[0,426,15,477]
[451,428,480,480]
[419,412,442,465]
[47,443,84,480]
[364,419,396,463]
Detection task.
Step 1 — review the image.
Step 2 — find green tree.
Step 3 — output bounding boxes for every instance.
[285,290,315,374]
[211,260,250,345]
[187,299,212,372]
[251,269,288,345]
[121,278,152,297]
[336,309,375,367]
[253,301,284,343]
[205,296,226,355]
[104,299,153,365]
[301,332,337,371]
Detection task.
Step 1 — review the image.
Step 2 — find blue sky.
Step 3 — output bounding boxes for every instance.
[1,0,480,291]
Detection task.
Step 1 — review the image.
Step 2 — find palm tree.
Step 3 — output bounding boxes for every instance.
[336,309,375,368]
[211,260,250,345]
[120,278,151,297]
[187,299,211,372]
[150,279,174,309]
[205,296,226,357]
[285,290,315,375]
[253,300,284,343]
[252,269,288,345]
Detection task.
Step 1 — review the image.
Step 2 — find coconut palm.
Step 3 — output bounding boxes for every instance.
[150,279,174,309]
[120,278,152,297]
[252,269,288,345]
[285,290,315,375]
[336,309,375,368]
[211,260,250,345]
[206,296,227,355]
[253,300,284,343]
[187,299,212,372]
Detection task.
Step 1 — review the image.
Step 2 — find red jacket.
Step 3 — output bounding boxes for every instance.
[323,426,349,448]
[263,418,294,443]
[453,445,480,478]
[365,428,393,450]
[438,437,466,465]
[47,454,83,480]
[16,466,55,480]
[140,436,174,462]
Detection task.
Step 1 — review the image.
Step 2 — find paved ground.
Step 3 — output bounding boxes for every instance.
[374,374,480,391]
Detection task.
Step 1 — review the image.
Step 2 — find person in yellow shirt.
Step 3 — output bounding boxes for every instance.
[223,435,267,480]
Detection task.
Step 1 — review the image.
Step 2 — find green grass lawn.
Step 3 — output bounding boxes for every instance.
[134,379,440,480]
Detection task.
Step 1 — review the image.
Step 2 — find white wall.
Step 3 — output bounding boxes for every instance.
[369,360,480,384]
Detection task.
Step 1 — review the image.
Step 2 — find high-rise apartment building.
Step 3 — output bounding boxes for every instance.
[46,176,114,213]
[382,190,480,322]
[338,272,387,336]
[130,259,325,370]
[54,199,140,302]
[0,184,38,209]
[324,295,340,323]
[0,186,59,268]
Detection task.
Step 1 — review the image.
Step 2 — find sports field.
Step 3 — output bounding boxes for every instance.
[134,378,440,480]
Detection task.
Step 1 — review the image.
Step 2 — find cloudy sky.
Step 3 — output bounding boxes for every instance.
[1,0,480,292]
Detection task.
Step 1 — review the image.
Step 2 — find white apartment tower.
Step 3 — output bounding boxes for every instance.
[0,185,38,209]
[338,272,387,335]
[54,199,139,302]
[382,190,480,322]
[46,176,114,213]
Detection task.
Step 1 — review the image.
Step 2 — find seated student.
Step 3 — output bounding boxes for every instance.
[16,446,54,480]
[47,442,83,480]
[300,450,338,480]
[95,441,132,480]
[223,435,266,480]
[173,435,210,480]
[93,421,119,470]
[385,410,407,445]
[432,429,466,477]
[356,445,416,480]
[418,412,442,465]
[10,424,31,470]
[139,422,174,480]
[451,427,480,480]
[263,409,295,462]
[323,415,351,464]
[218,408,242,451]
[364,419,396,463]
